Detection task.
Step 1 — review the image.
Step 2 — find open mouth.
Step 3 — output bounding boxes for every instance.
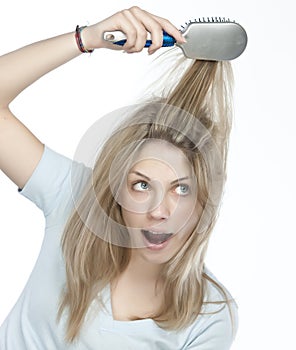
[141,230,173,245]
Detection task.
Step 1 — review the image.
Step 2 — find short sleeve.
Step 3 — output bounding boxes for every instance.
[18,145,91,219]
[186,301,238,349]
[185,267,238,349]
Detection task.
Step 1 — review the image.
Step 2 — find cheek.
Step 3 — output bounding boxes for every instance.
[120,207,132,227]
[174,200,199,236]
[174,197,198,220]
[118,185,151,215]
[120,206,144,228]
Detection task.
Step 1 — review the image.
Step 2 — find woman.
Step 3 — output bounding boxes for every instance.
[0,6,237,349]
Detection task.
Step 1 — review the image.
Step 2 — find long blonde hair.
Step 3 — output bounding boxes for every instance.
[58,55,234,342]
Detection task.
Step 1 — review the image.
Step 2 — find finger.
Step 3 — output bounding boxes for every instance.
[128,7,185,54]
[120,8,149,53]
[128,7,164,54]
[113,10,139,51]
[151,14,186,44]
[146,22,165,55]
[90,12,136,51]
[98,9,141,51]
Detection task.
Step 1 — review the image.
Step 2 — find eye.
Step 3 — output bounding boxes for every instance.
[175,184,190,196]
[132,181,150,192]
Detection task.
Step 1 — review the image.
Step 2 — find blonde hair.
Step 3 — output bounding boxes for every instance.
[58,55,234,342]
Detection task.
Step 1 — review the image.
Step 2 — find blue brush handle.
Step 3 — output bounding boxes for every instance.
[113,31,176,48]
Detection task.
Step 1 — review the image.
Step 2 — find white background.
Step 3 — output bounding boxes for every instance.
[0,0,295,349]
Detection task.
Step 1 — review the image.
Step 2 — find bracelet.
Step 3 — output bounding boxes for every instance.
[75,25,94,53]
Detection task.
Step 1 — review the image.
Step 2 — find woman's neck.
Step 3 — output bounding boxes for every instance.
[116,250,164,291]
[130,251,163,280]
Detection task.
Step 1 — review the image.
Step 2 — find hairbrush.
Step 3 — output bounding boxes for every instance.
[103,17,247,61]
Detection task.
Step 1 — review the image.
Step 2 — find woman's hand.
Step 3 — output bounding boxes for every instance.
[82,6,185,55]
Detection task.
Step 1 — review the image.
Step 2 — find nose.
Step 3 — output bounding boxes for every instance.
[148,193,171,220]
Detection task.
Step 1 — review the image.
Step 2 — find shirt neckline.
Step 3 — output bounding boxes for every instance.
[99,283,161,332]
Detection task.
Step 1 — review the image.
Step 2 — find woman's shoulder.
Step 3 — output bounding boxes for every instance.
[199,266,238,344]
[180,267,238,349]
[203,266,235,302]
[19,145,92,218]
[202,266,238,319]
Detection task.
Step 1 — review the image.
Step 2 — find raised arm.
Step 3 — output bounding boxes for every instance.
[0,6,185,189]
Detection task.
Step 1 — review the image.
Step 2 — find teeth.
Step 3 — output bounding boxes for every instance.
[145,230,171,235]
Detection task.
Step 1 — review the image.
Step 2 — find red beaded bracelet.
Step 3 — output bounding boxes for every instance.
[75,25,94,53]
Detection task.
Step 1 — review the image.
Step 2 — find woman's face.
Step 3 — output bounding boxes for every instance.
[119,140,199,265]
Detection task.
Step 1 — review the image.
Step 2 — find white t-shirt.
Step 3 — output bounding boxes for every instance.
[0,146,238,349]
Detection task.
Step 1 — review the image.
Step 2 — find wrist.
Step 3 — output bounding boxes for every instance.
[75,25,94,53]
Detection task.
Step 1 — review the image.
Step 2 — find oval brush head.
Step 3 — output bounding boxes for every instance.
[178,18,248,60]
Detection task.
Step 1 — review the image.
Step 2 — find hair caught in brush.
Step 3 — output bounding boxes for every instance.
[57,50,235,342]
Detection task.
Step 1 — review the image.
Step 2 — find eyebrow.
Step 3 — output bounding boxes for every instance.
[130,170,190,185]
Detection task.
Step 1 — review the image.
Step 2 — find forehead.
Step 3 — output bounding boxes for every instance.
[130,140,192,177]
